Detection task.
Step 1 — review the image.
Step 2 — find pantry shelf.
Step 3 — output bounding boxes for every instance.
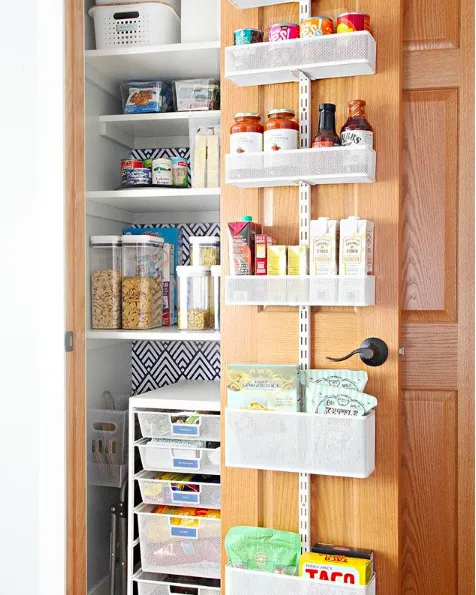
[86,329,220,342]
[99,111,221,149]
[225,276,375,307]
[86,188,220,213]
[225,32,376,86]
[85,41,220,88]
[226,146,376,187]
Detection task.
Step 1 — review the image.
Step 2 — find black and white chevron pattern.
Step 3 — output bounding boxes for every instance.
[132,341,221,394]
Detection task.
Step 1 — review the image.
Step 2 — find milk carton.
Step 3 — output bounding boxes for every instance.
[310,218,339,276]
[339,216,374,276]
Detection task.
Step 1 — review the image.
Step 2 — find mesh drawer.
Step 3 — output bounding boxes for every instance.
[137,438,221,475]
[138,410,220,441]
[136,470,221,508]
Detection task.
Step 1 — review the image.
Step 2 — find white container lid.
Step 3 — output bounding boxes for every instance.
[211,265,221,277]
[190,236,220,245]
[177,265,211,277]
[122,235,164,246]
[90,235,122,245]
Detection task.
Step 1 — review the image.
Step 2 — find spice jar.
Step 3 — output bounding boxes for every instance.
[90,236,122,329]
[190,236,220,267]
[122,235,163,330]
[177,266,212,331]
[211,265,221,331]
[263,109,299,152]
[230,112,263,154]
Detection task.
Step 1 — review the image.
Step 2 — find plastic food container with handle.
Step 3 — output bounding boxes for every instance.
[90,236,122,329]
[177,266,212,331]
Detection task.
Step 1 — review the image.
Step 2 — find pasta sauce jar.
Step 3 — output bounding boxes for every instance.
[230,112,263,154]
[263,109,299,152]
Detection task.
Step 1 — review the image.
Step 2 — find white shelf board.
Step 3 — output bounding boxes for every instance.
[86,188,220,213]
[85,42,220,87]
[225,32,376,87]
[99,111,221,147]
[229,0,296,6]
[226,146,376,188]
[87,328,220,342]
[130,380,221,411]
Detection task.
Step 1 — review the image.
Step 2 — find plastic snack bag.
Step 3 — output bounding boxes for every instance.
[307,384,377,416]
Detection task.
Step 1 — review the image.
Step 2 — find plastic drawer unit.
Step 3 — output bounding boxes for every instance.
[136,470,221,508]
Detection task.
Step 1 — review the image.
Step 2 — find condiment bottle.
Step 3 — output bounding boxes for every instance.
[263,108,299,151]
[340,100,374,147]
[230,112,263,154]
[312,103,341,148]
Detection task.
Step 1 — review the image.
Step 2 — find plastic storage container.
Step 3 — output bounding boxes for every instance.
[177,266,213,330]
[138,410,220,441]
[120,81,173,114]
[211,265,221,331]
[136,438,221,474]
[136,504,221,578]
[89,3,180,49]
[181,0,220,43]
[90,236,122,329]
[190,236,220,267]
[133,571,220,595]
[122,235,163,330]
[95,0,181,15]
[135,470,221,508]
[173,79,220,112]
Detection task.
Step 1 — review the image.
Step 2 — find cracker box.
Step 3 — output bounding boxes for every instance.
[227,364,300,412]
[255,234,274,276]
[299,551,372,586]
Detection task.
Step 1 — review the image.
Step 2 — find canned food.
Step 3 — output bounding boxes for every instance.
[143,158,153,169]
[301,16,334,37]
[152,157,173,186]
[234,28,264,45]
[337,12,370,33]
[121,159,143,184]
[268,23,300,42]
[171,156,188,187]
[124,168,151,186]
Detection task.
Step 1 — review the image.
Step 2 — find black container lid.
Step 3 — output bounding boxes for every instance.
[319,103,336,111]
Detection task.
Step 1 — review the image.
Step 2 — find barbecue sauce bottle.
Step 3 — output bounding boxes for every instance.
[312,103,341,148]
[340,99,374,148]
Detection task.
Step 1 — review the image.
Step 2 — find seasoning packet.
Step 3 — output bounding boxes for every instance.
[307,385,377,416]
[226,526,301,575]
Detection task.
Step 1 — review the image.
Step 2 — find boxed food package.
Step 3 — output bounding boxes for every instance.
[121,81,173,114]
[162,243,175,326]
[299,551,372,585]
[267,245,287,276]
[228,218,262,275]
[206,135,220,188]
[227,364,300,411]
[312,543,373,572]
[255,234,274,276]
[339,216,374,276]
[288,245,308,275]
[193,135,208,188]
[310,217,339,276]
[173,79,220,112]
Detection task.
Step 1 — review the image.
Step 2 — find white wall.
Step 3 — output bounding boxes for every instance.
[0,0,65,594]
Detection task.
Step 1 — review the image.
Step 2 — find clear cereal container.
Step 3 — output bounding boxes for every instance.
[211,265,221,331]
[122,235,164,330]
[90,236,122,329]
[177,266,212,331]
[190,236,220,267]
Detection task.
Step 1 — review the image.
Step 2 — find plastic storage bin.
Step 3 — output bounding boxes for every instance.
[173,79,220,112]
[136,438,221,474]
[225,566,376,595]
[122,235,163,330]
[95,0,181,15]
[190,236,220,267]
[211,265,221,331]
[89,3,180,49]
[133,571,220,595]
[138,410,220,441]
[90,236,122,329]
[121,81,173,114]
[136,470,221,508]
[87,393,129,488]
[177,266,213,331]
[181,0,220,43]
[136,504,221,578]
[225,409,375,478]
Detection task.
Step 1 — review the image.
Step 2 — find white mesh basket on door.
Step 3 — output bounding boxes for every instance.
[89,3,181,49]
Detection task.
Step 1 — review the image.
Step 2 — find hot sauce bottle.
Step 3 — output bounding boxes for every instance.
[312,103,341,148]
[340,100,374,148]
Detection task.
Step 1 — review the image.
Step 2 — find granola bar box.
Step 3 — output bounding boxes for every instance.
[227,364,300,411]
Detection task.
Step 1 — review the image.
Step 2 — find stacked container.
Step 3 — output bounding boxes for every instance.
[90,236,122,329]
[177,266,213,330]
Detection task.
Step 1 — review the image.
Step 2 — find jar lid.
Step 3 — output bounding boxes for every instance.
[177,265,212,277]
[211,265,221,277]
[268,108,295,116]
[190,236,220,245]
[90,235,122,245]
[234,112,260,118]
[121,235,164,245]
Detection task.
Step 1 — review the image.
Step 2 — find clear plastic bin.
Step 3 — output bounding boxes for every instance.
[136,504,221,578]
[122,235,163,329]
[136,438,221,475]
[136,470,221,508]
[173,79,220,112]
[177,266,213,331]
[133,571,220,595]
[90,236,122,329]
[211,265,221,331]
[138,410,220,441]
[120,81,173,115]
[190,236,220,267]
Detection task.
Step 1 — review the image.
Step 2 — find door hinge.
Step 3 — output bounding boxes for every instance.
[65,331,74,352]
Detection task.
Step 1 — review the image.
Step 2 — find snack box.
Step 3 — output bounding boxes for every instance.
[227,364,300,412]
[312,543,373,572]
[255,234,274,276]
[299,551,372,586]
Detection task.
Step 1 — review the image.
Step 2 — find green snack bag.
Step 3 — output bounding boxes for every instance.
[225,526,301,575]
[308,384,377,416]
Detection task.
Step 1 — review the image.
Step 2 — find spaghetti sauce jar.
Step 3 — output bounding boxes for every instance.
[230,112,263,154]
[264,108,299,152]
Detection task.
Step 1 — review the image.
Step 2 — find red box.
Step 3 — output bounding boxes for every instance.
[255,234,275,275]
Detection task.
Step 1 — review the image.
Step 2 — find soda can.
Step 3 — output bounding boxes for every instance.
[337,12,371,33]
[268,23,300,42]
[234,28,264,45]
[300,16,334,37]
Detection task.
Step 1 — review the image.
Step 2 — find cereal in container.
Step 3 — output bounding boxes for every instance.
[177,266,212,331]
[90,236,122,329]
[190,236,220,267]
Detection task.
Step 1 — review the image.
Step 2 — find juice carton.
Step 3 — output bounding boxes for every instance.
[267,245,287,275]
[288,245,308,275]
[339,216,374,276]
[310,218,339,276]
[228,217,262,275]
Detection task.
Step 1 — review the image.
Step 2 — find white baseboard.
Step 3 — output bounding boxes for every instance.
[88,575,110,595]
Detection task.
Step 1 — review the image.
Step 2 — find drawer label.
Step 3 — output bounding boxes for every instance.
[173,458,199,470]
[171,424,200,437]
[172,491,200,504]
[170,526,198,539]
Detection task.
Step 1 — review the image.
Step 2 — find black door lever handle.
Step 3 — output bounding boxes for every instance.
[327,337,389,367]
